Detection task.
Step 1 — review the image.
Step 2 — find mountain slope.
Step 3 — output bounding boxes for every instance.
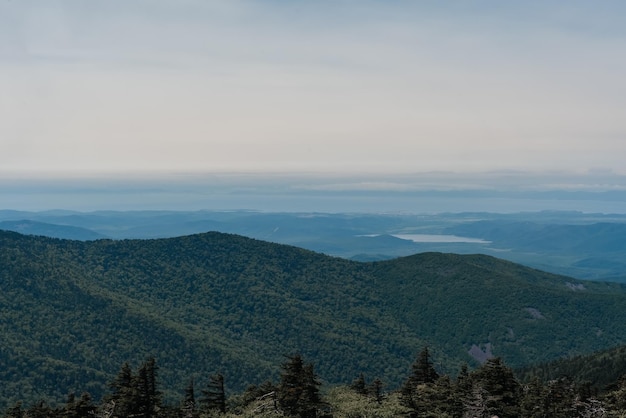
[0,219,106,240]
[372,253,626,366]
[516,344,626,391]
[2,230,626,409]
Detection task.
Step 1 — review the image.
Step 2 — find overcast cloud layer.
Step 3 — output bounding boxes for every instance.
[2,1,626,176]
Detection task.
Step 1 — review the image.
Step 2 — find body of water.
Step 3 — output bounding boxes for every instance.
[391,234,491,244]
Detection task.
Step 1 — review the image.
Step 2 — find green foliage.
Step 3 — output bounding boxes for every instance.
[518,344,626,392]
[7,352,626,417]
[181,378,198,418]
[4,230,626,411]
[104,358,161,418]
[201,374,226,414]
[469,358,521,418]
[277,354,323,418]
[400,347,440,410]
[325,386,411,418]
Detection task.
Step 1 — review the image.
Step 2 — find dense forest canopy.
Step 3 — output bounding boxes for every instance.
[2,230,626,412]
[6,350,626,417]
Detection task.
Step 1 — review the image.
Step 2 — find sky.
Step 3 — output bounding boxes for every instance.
[2,0,626,175]
[1,1,626,212]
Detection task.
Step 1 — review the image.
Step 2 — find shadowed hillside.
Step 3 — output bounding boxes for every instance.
[2,230,626,409]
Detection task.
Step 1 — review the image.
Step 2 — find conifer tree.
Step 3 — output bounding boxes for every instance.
[135,357,161,418]
[370,378,383,404]
[412,346,439,385]
[400,346,440,410]
[76,392,96,418]
[181,378,197,418]
[107,362,139,417]
[105,358,161,418]
[201,373,226,414]
[350,373,367,396]
[4,402,24,418]
[603,374,626,412]
[543,377,577,418]
[63,392,95,418]
[519,377,548,418]
[25,400,54,418]
[470,357,520,418]
[278,354,322,418]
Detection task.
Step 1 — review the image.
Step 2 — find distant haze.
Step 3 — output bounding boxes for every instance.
[2,171,626,213]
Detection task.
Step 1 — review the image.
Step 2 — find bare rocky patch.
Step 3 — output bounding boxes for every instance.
[566,282,586,291]
[468,343,494,364]
[525,307,545,319]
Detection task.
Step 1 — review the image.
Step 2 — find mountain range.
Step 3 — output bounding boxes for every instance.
[2,229,626,409]
[2,209,626,282]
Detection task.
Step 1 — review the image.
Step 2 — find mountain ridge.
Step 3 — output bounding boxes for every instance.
[2,229,626,408]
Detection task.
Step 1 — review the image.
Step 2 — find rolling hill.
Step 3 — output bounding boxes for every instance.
[0,219,107,241]
[3,209,626,282]
[1,230,626,408]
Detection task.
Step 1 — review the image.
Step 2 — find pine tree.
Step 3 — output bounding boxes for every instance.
[400,346,440,410]
[4,401,24,418]
[63,392,95,418]
[603,374,626,413]
[135,357,162,418]
[26,400,54,418]
[107,362,139,417]
[76,392,96,417]
[350,373,367,395]
[412,346,440,385]
[519,377,547,418]
[181,378,197,418]
[201,373,226,414]
[370,378,384,404]
[105,358,161,418]
[544,376,577,418]
[470,357,520,418]
[278,354,322,418]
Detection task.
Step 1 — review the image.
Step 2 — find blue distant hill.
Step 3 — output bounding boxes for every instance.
[0,220,107,241]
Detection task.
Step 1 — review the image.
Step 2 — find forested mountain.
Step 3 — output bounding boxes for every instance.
[2,230,626,410]
[518,344,626,390]
[3,209,626,281]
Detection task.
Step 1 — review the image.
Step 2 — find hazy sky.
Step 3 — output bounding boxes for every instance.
[2,0,626,176]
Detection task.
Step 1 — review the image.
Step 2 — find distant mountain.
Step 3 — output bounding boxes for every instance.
[446,221,626,253]
[0,220,107,240]
[445,220,626,280]
[2,209,626,281]
[2,230,626,408]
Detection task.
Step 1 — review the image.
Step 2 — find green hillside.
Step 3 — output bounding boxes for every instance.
[517,344,626,390]
[1,230,626,409]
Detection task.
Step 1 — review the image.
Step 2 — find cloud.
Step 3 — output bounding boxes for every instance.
[1,1,626,175]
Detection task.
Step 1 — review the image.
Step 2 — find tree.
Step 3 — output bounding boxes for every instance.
[370,378,384,404]
[470,357,520,418]
[543,377,577,418]
[135,357,161,418]
[63,392,96,418]
[181,378,197,418]
[519,377,548,418]
[278,354,323,418]
[201,373,226,414]
[350,373,367,396]
[25,400,55,418]
[106,362,139,417]
[4,402,24,418]
[400,347,440,410]
[603,374,626,413]
[105,358,161,418]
